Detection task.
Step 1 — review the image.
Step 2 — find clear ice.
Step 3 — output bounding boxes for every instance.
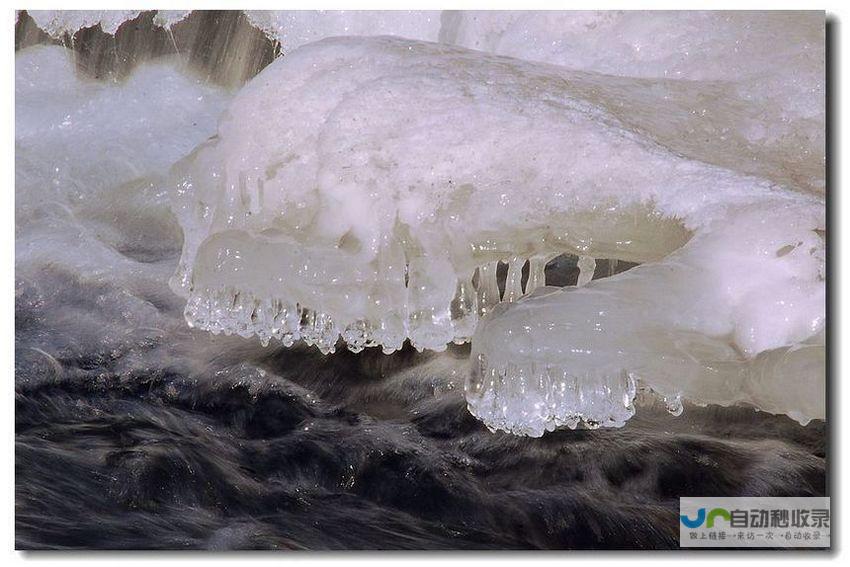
[22,11,826,436]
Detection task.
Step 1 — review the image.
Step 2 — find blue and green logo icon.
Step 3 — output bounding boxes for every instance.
[680,507,731,529]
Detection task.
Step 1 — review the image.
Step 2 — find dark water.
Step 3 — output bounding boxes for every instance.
[15,264,826,550]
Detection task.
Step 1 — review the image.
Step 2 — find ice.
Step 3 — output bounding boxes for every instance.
[445,11,822,85]
[18,13,825,436]
[24,9,191,36]
[23,10,824,194]
[576,256,596,288]
[24,9,442,52]
[168,35,824,433]
[152,10,192,29]
[469,204,825,436]
[26,10,143,36]
[243,10,442,51]
[15,45,230,317]
[16,46,229,209]
[446,11,825,194]
[171,36,717,353]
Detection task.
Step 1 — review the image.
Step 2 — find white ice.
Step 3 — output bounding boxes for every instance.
[18,12,826,436]
[16,45,229,305]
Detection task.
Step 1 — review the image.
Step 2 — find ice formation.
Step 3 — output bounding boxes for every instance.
[23,9,192,36]
[25,10,143,37]
[243,10,442,51]
[444,10,825,194]
[165,34,825,435]
[21,9,442,52]
[15,44,230,381]
[16,45,228,208]
[20,11,825,437]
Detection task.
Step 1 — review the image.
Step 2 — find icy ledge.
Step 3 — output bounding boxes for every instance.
[468,204,825,436]
[167,37,824,434]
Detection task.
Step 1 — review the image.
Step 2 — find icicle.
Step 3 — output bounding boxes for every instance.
[406,255,454,351]
[342,320,373,353]
[375,313,406,354]
[465,358,639,437]
[477,262,500,317]
[503,256,524,302]
[525,256,547,294]
[271,300,300,346]
[369,236,409,353]
[576,255,596,287]
[450,276,478,344]
[300,310,339,353]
